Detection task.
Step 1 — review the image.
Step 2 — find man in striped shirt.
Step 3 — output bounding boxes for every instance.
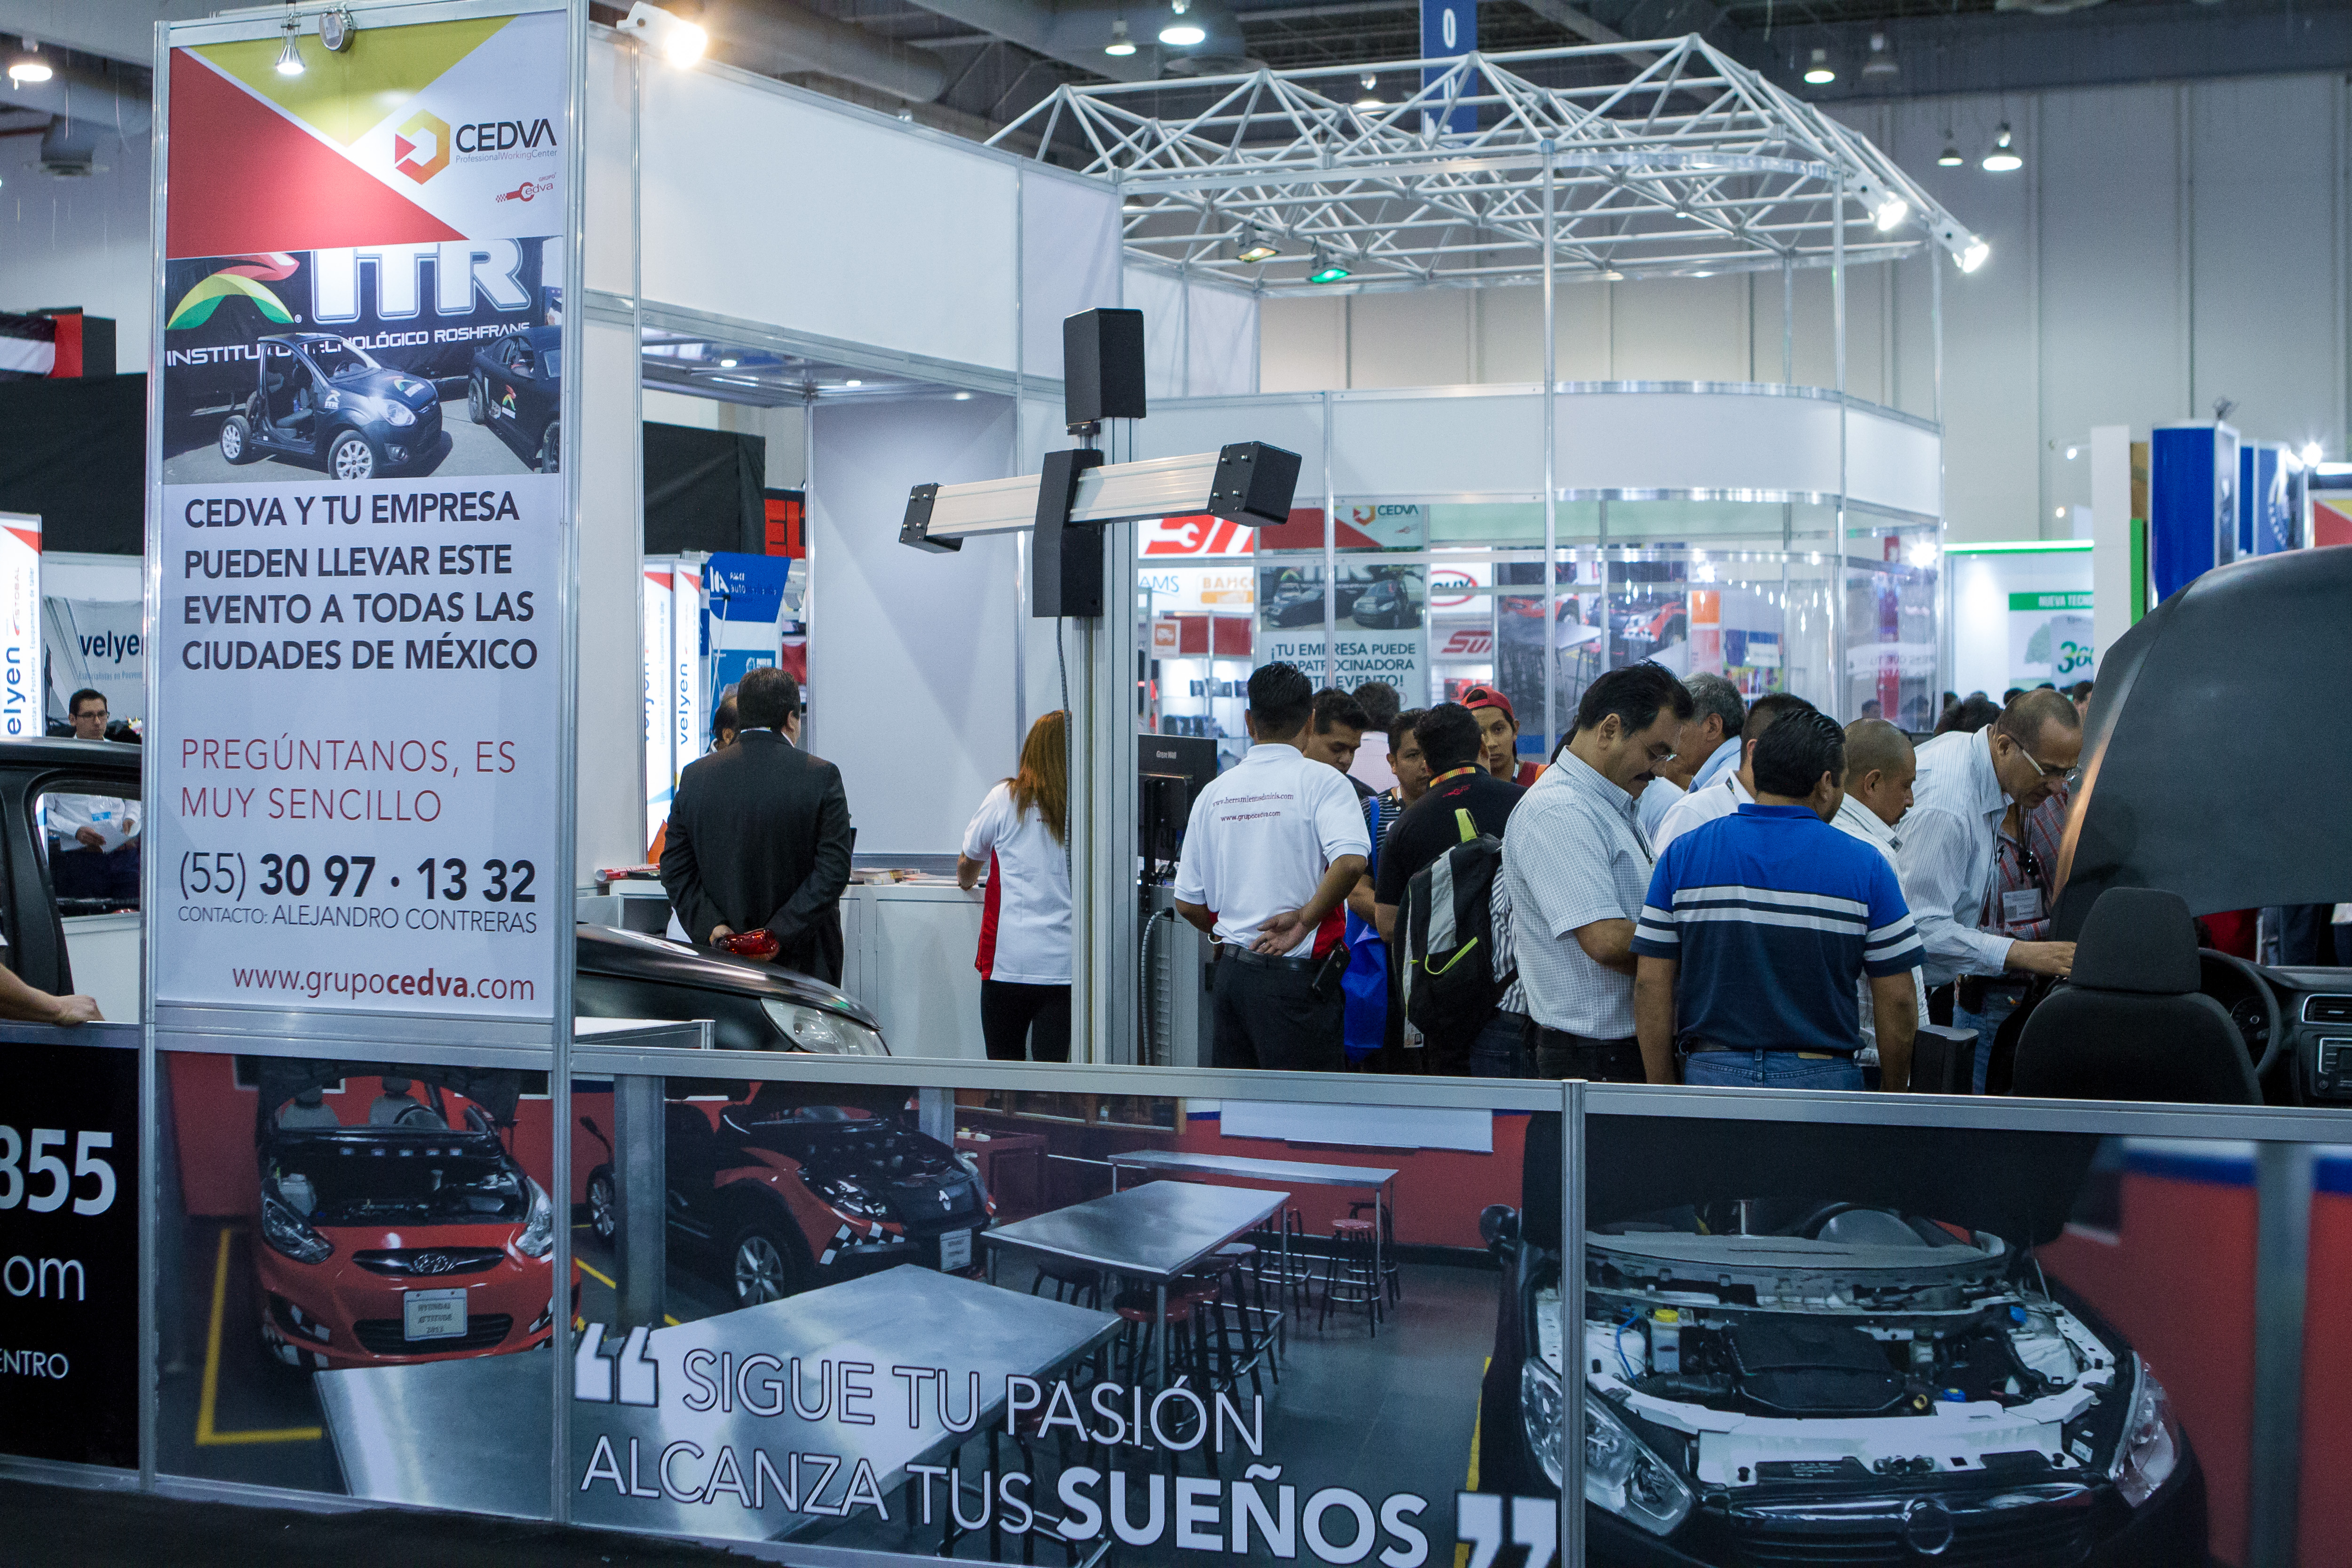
[1632,709,1925,1091]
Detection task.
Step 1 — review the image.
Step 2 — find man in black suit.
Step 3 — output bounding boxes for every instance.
[660,667,853,984]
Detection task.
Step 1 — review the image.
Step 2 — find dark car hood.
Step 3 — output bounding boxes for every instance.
[2055,546,2352,935]
[333,367,436,409]
[575,923,882,1030]
[1526,1114,2098,1251]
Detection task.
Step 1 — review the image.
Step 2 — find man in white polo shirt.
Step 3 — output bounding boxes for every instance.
[1649,690,1818,855]
[1174,662,1372,1072]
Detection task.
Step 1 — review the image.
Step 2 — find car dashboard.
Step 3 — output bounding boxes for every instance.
[2268,968,2352,1101]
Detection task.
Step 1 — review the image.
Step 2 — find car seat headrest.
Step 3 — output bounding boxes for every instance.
[2069,886,2201,995]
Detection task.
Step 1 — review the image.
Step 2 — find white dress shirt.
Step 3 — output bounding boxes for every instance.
[1897,728,2016,988]
[46,793,140,851]
[1636,776,1682,838]
[1650,773,1751,856]
[1500,752,1653,1037]
[1173,742,1370,951]
[1832,793,1931,1059]
[1686,736,1741,796]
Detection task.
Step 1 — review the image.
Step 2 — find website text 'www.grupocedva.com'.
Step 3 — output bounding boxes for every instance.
[229,965,538,1003]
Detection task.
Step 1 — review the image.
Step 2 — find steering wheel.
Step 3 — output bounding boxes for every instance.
[2199,949,2286,1080]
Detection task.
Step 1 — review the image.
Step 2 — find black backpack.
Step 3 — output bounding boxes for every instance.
[1399,808,1513,1041]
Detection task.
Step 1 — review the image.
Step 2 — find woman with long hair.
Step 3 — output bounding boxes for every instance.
[956,710,1071,1062]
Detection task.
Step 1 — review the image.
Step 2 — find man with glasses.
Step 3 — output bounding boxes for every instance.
[1899,687,2081,1090]
[1501,662,1692,1082]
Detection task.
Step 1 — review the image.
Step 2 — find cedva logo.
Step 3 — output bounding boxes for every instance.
[394,109,452,185]
[575,1322,660,1406]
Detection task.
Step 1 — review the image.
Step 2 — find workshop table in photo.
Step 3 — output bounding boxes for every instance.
[981,1180,1289,1387]
[314,1266,1120,1548]
[1108,1147,1400,1317]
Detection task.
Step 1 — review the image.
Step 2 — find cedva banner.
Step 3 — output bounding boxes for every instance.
[152,6,570,1029]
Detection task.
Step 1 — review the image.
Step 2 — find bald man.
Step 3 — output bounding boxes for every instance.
[1900,688,2081,1089]
[1834,719,1927,1077]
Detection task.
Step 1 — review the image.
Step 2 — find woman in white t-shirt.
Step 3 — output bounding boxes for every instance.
[956,710,1071,1062]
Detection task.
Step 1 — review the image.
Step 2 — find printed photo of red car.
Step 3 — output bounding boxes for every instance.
[254,1064,573,1371]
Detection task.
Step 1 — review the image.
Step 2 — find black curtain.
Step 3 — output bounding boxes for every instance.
[643,421,765,557]
[0,374,146,554]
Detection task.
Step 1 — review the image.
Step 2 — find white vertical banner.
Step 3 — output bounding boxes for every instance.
[0,512,40,739]
[642,564,674,852]
[670,559,703,768]
[150,6,573,1033]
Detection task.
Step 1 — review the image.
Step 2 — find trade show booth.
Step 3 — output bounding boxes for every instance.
[1,9,2344,1568]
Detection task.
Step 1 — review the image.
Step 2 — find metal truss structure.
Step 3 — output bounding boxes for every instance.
[990,36,1986,295]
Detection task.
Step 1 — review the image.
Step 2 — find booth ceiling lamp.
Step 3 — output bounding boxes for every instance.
[1982,124,2021,172]
[274,10,304,76]
[1937,142,1964,167]
[993,36,1988,294]
[1236,228,1279,263]
[617,1,707,67]
[1861,33,1897,79]
[1960,239,1990,272]
[1105,19,1136,56]
[1873,196,1907,231]
[1803,48,1835,85]
[7,37,51,83]
[1355,72,1382,109]
[1307,247,1352,283]
[1160,0,1206,48]
[2303,441,2325,465]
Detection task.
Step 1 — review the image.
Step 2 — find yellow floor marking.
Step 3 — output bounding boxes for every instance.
[572,1254,681,1324]
[196,1227,324,1445]
[1455,1355,1489,1568]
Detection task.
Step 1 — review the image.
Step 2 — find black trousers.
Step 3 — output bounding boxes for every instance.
[1533,1025,1645,1082]
[980,979,1071,1063]
[1211,954,1344,1073]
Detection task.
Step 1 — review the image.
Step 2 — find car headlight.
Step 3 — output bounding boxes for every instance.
[810,1175,890,1223]
[261,1190,334,1264]
[382,400,416,426]
[516,1178,554,1258]
[1525,1357,1694,1538]
[2111,1356,2182,1507]
[761,998,887,1056]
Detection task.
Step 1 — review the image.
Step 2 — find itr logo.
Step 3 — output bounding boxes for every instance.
[393,109,452,184]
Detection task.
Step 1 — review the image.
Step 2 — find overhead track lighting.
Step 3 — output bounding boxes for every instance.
[1105,18,1136,56]
[2302,441,2325,466]
[1959,239,1990,273]
[8,37,52,84]
[1873,196,1908,232]
[1236,229,1279,264]
[1982,124,2022,173]
[1803,48,1835,86]
[274,9,305,77]
[617,2,707,67]
[1159,0,1205,48]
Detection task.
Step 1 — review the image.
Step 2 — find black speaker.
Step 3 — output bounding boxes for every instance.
[1063,308,1146,428]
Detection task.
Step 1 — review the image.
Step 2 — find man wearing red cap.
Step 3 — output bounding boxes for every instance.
[1460,684,1544,787]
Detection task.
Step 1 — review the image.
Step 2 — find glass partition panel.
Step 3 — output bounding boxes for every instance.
[156,1040,559,1511]
[1845,553,1942,731]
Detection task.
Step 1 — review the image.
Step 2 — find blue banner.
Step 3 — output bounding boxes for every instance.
[1421,0,1477,135]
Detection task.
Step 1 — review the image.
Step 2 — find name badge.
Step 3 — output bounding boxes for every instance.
[2002,887,2043,923]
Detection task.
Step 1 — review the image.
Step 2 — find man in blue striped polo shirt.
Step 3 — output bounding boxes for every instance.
[1631,708,1924,1091]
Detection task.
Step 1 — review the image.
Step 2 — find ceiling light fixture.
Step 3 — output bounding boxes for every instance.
[1861,32,1897,78]
[843,379,863,388]
[953,391,974,400]
[1873,196,1908,232]
[1307,247,1351,285]
[1982,123,2022,173]
[1354,72,1382,109]
[719,358,738,368]
[8,37,53,84]
[1803,48,1835,86]
[1159,0,1205,48]
[318,6,357,53]
[274,10,305,77]
[1937,142,1964,167]
[1959,239,1990,273]
[616,2,707,67]
[1907,540,1939,568]
[1236,229,1279,264]
[2302,441,2325,465]
[1105,18,1136,56]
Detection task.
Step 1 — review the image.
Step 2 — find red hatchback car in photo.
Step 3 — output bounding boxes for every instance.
[254,1065,572,1371]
